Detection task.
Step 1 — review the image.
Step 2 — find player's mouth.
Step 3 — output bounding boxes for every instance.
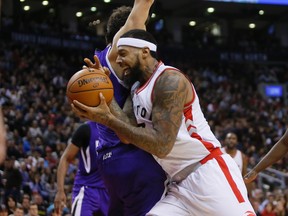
[123,68,131,76]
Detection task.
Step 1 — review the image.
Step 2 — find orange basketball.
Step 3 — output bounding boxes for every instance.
[66,68,114,106]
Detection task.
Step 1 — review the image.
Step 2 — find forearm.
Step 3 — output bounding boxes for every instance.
[110,0,154,57]
[56,158,69,191]
[129,0,154,28]
[107,116,171,158]
[253,141,288,173]
[109,99,136,126]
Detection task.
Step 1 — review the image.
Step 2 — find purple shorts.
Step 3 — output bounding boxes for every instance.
[72,185,109,216]
[97,144,167,216]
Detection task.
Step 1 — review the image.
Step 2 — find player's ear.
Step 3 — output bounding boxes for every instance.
[141,47,150,58]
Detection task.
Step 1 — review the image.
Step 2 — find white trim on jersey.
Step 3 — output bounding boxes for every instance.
[81,146,91,173]
[71,186,85,216]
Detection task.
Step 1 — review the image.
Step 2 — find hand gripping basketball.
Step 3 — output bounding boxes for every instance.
[83,55,110,77]
[66,55,114,107]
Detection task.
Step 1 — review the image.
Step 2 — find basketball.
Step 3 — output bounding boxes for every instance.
[66,68,114,106]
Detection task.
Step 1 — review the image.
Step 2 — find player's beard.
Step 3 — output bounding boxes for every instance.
[123,59,142,88]
[226,143,235,150]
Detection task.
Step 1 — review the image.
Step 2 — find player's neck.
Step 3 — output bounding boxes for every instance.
[148,59,159,74]
[225,147,237,155]
[141,59,159,82]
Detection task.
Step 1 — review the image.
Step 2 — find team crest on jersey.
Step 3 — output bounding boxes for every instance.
[243,211,256,216]
[103,152,112,160]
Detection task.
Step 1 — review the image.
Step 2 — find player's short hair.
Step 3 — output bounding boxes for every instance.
[120,29,158,59]
[105,6,132,44]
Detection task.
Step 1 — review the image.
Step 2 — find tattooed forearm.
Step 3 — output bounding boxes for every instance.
[107,116,168,157]
[109,98,136,126]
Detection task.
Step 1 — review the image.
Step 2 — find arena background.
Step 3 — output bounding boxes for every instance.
[0,0,288,215]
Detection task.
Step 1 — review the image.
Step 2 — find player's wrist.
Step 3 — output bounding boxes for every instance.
[57,187,65,192]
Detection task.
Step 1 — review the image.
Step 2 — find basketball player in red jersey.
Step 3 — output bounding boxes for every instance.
[71,29,256,215]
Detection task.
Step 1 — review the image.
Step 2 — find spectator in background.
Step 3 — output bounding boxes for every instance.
[3,157,22,203]
[43,125,59,148]
[42,171,57,203]
[5,196,19,216]
[31,194,46,216]
[46,204,69,216]
[260,201,276,216]
[28,203,39,216]
[28,121,42,139]
[44,147,57,170]
[0,204,8,216]
[19,164,31,197]
[10,206,24,216]
[20,194,30,216]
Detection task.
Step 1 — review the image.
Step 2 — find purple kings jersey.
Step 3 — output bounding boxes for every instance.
[94,46,130,150]
[74,121,105,188]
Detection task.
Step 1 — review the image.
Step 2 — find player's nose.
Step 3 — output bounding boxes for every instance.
[116,56,124,67]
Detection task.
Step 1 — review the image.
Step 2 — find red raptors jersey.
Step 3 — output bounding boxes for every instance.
[131,62,222,177]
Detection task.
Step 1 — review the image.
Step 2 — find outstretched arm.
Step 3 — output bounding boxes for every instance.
[54,143,79,214]
[109,0,154,61]
[244,129,288,183]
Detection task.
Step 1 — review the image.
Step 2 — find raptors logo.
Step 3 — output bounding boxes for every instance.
[243,211,256,216]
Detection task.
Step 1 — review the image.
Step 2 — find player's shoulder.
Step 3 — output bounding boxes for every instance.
[75,122,91,134]
[239,150,248,160]
[157,68,189,92]
[160,64,188,81]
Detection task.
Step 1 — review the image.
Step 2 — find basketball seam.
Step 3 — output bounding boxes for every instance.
[69,88,114,93]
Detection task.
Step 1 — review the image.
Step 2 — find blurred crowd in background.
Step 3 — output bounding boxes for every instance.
[0,12,288,216]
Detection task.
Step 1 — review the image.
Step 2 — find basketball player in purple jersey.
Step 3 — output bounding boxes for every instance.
[88,0,166,215]
[54,121,109,215]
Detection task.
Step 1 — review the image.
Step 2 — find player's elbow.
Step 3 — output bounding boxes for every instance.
[154,142,173,159]
[64,155,74,163]
[156,152,168,159]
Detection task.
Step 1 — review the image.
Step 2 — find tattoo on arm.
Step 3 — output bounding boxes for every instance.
[148,71,187,156]
[116,71,188,157]
[109,96,137,126]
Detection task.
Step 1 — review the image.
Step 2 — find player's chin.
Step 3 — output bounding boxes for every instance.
[123,76,134,88]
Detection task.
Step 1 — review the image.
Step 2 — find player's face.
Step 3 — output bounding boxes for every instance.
[124,58,142,87]
[117,47,143,87]
[225,133,238,149]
